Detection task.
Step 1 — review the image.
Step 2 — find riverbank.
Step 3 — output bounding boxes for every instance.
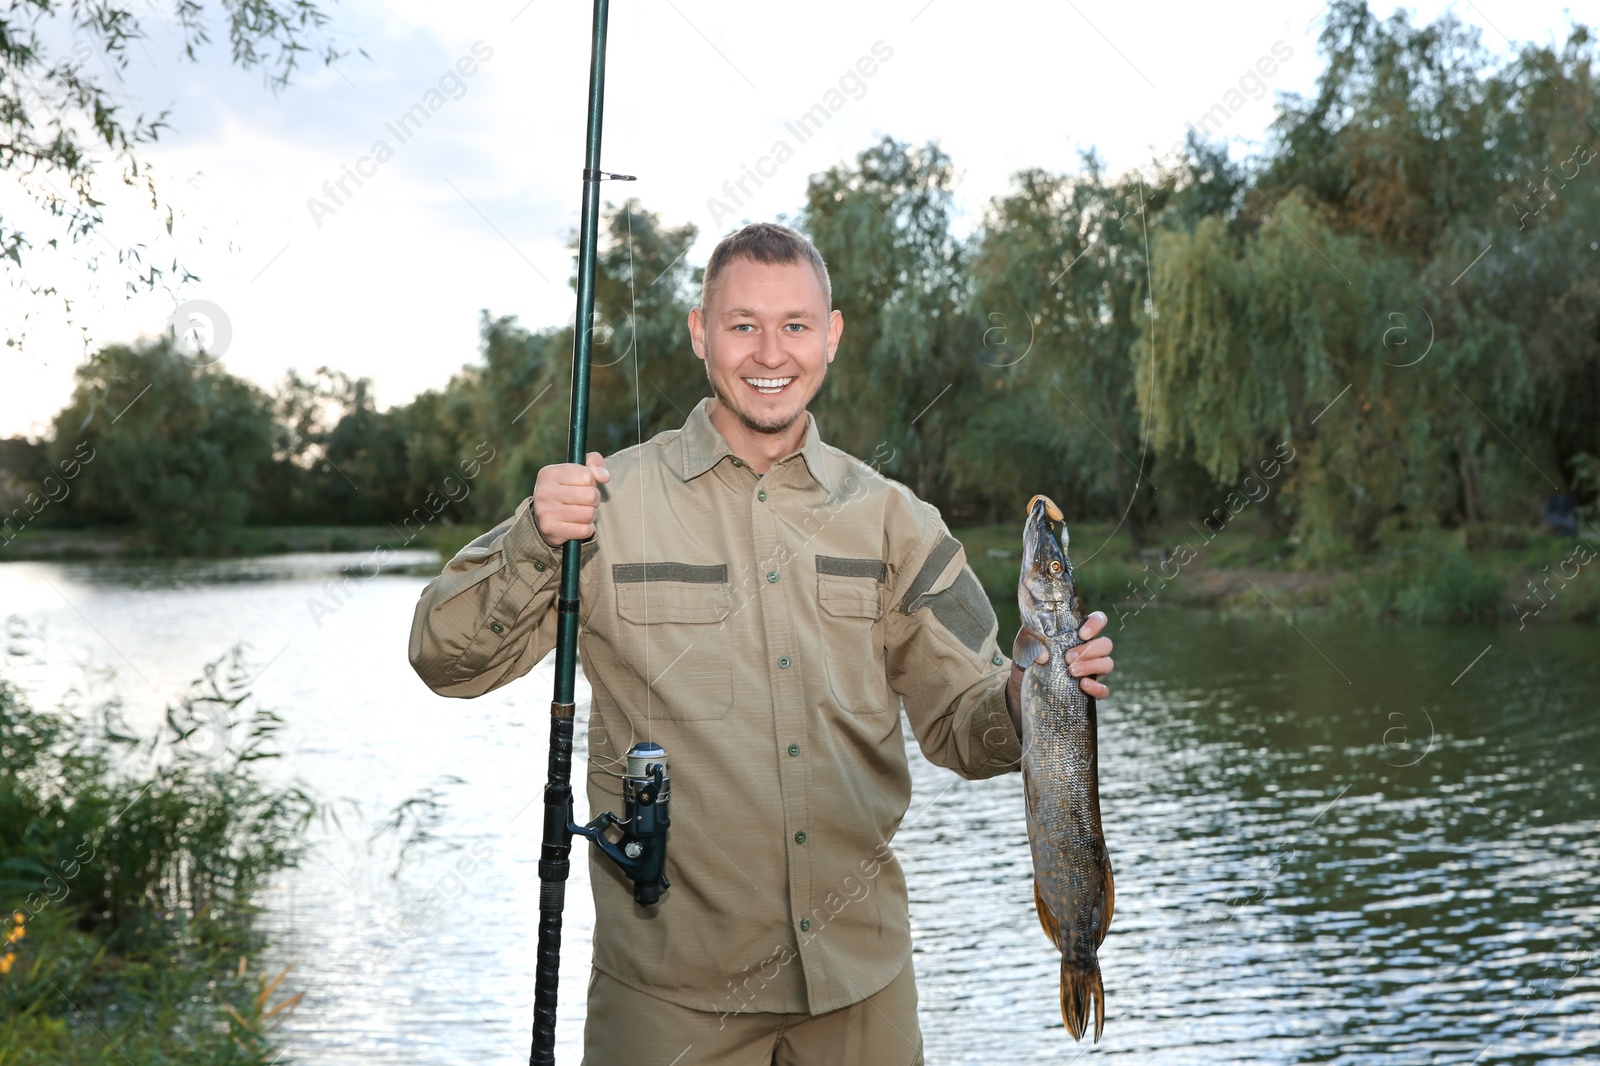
[0,524,438,561]
[959,516,1599,626]
[4,517,1596,625]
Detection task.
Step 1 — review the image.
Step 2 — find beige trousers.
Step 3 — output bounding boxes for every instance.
[580,960,925,1066]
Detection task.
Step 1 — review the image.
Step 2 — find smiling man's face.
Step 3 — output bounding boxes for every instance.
[689,256,844,443]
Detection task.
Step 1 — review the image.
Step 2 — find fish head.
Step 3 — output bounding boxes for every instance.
[1019,494,1082,639]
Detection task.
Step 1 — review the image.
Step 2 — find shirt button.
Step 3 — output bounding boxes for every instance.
[534,560,547,571]
[799,918,811,932]
[766,571,779,583]
[778,656,790,669]
[992,654,1005,666]
[787,743,800,757]
[490,621,505,634]
[757,489,767,502]
[730,457,743,467]
[794,831,807,844]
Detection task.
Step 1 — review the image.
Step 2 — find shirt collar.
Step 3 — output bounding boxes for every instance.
[679,397,834,493]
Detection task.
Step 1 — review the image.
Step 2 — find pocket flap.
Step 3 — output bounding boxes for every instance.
[616,581,731,624]
[818,573,883,619]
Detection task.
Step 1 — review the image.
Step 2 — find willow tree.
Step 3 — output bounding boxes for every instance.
[1467,28,1600,502]
[963,158,1170,541]
[799,137,977,510]
[3,0,343,347]
[1139,0,1596,555]
[1137,193,1392,555]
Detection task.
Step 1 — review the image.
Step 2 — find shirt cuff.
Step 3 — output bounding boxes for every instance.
[502,498,561,584]
[968,674,1023,774]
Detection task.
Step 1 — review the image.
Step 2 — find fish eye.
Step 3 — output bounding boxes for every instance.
[1048,560,1062,575]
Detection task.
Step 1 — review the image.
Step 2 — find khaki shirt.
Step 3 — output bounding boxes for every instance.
[408,398,1021,1017]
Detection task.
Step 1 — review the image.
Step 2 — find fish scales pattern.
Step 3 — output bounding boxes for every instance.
[1017,494,1112,1043]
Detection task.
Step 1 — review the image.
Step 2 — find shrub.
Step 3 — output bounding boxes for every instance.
[1356,553,1506,623]
[0,641,314,1063]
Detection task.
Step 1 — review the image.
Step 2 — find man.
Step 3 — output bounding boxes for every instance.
[408,223,1115,1064]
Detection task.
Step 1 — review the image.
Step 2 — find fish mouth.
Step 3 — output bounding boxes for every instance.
[1027,494,1064,522]
[1021,492,1071,588]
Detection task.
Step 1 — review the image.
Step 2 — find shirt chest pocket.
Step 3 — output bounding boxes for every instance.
[815,558,889,715]
[614,566,733,721]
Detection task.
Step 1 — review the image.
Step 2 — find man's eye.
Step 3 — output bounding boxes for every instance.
[733,324,753,332]
[783,323,805,332]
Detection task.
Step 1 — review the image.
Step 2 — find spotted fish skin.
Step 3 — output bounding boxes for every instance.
[1015,494,1114,1043]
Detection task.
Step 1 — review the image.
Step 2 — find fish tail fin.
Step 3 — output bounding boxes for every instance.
[1059,962,1106,1044]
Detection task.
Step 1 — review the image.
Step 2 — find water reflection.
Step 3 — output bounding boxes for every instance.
[1,557,1596,1063]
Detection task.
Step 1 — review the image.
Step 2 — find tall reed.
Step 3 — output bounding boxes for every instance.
[1,640,315,1064]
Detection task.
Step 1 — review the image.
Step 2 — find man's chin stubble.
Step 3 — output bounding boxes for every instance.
[709,378,803,436]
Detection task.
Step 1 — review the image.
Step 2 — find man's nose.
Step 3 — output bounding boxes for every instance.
[754,329,786,367]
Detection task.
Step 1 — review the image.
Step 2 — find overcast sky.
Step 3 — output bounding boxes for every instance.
[2,0,1584,438]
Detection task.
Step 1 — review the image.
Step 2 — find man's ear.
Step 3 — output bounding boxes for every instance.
[688,305,707,361]
[826,308,843,364]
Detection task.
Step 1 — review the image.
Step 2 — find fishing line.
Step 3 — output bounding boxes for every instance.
[612,2,650,742]
[624,203,652,742]
[1077,174,1159,567]
[585,208,646,784]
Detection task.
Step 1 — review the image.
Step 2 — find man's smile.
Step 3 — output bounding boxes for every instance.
[744,375,795,395]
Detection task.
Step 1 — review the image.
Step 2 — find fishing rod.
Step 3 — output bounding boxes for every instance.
[529,3,671,1063]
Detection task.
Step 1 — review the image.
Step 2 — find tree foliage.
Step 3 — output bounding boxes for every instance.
[1141,0,1599,556]
[6,2,1597,562]
[48,339,275,552]
[2,0,342,347]
[801,138,974,504]
[967,156,1170,541]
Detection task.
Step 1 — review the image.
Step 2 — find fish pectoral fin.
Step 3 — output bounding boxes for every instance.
[1059,961,1107,1044]
[1096,844,1115,948]
[1012,626,1049,668]
[1033,878,1060,946]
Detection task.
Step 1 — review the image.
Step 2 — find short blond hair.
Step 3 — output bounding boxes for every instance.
[700,222,832,312]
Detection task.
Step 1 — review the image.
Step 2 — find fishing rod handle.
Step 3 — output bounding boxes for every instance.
[530,711,575,1065]
[530,904,563,1065]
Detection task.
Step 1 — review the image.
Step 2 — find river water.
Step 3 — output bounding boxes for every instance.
[2,553,1597,1064]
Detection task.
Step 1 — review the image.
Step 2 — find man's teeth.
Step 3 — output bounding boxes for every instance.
[745,377,794,393]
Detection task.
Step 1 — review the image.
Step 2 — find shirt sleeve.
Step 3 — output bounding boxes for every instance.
[407,497,564,698]
[884,501,1022,780]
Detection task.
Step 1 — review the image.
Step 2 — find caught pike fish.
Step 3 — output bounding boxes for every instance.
[1015,493,1114,1042]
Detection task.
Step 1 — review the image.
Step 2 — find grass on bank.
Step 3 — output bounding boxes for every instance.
[959,516,1600,626]
[0,642,315,1065]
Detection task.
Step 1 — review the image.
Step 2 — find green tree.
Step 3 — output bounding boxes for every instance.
[250,367,366,525]
[1139,1,1598,555]
[967,157,1171,541]
[401,376,498,526]
[470,199,702,519]
[0,437,48,534]
[800,137,976,509]
[49,339,275,552]
[586,198,704,454]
